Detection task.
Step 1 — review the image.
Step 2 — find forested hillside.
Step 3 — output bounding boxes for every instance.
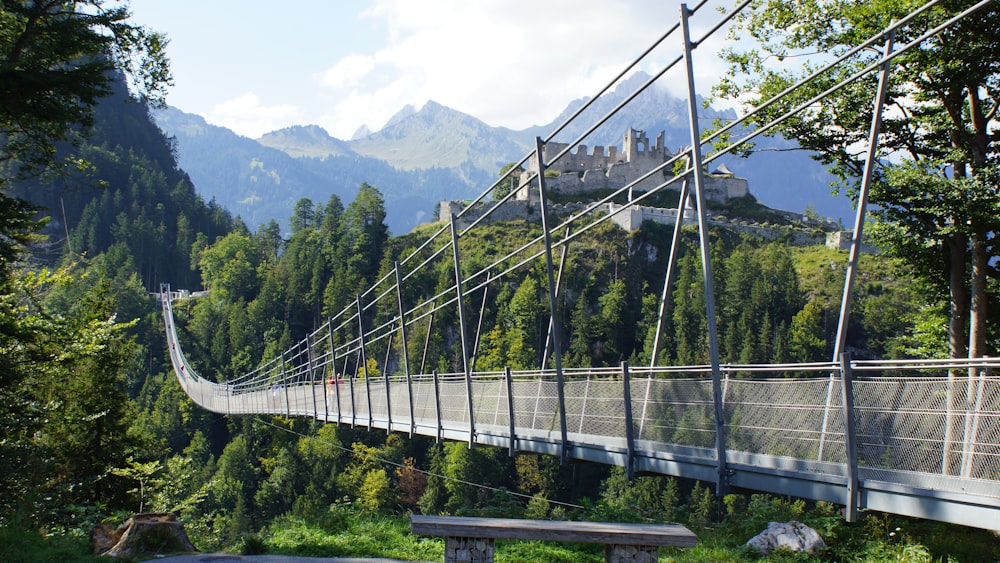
[8,78,235,290]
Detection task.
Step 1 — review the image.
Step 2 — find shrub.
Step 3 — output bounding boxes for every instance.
[238,533,268,555]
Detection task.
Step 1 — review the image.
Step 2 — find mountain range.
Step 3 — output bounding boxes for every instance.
[153,71,853,235]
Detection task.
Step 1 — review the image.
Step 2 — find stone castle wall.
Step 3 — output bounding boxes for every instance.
[516,172,749,205]
[439,199,832,249]
[527,129,669,175]
[826,230,876,253]
[606,202,694,231]
[438,126,846,249]
[517,128,748,204]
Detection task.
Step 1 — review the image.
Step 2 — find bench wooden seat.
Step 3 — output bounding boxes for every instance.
[411,515,696,563]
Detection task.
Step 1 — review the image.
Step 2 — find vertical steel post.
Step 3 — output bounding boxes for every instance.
[433,370,443,443]
[308,336,318,419]
[326,318,336,422]
[349,351,358,427]
[321,332,330,422]
[505,367,517,457]
[281,350,290,418]
[680,4,727,496]
[449,216,476,446]
[650,176,690,366]
[338,352,349,424]
[394,261,416,436]
[357,295,373,430]
[622,361,637,479]
[383,334,393,433]
[534,136,570,465]
[542,227,571,368]
[420,310,435,375]
[470,272,491,374]
[260,370,266,414]
[821,29,895,461]
[840,352,859,522]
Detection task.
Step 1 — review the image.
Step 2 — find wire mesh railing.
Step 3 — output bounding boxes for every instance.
[165,289,1000,490]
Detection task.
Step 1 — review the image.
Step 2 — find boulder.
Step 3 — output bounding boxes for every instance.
[92,512,198,558]
[745,520,825,555]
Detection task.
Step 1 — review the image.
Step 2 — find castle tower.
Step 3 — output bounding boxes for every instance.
[654,131,666,159]
[622,127,650,162]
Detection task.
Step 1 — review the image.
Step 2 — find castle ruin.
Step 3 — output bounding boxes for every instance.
[515,127,749,203]
[436,127,853,251]
[440,127,756,233]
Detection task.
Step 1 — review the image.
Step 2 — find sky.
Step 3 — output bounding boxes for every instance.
[128,0,735,140]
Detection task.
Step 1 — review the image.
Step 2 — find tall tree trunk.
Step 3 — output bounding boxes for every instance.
[958,230,988,477]
[942,234,968,475]
[968,230,988,361]
[947,235,969,360]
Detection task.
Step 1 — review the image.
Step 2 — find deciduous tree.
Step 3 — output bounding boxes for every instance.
[1,0,169,177]
[714,0,1000,358]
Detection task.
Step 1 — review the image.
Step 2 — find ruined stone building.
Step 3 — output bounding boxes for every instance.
[515,127,749,204]
[439,127,756,231]
[437,127,851,251]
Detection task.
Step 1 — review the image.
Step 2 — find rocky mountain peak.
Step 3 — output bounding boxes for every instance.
[257,124,353,158]
[351,124,372,140]
[383,104,417,129]
[261,124,333,142]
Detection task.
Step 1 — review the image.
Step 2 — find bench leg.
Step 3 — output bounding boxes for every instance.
[605,544,659,563]
[444,536,495,563]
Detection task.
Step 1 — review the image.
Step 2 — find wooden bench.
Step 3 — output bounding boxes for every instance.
[411,515,696,563]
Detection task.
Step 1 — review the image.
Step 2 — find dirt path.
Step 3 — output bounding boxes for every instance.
[147,554,430,563]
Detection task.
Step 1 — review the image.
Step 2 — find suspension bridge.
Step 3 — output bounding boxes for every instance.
[161,0,1000,532]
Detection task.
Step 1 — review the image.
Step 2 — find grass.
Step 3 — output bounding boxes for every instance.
[261,509,442,561]
[7,498,998,562]
[245,500,1000,563]
[0,524,128,563]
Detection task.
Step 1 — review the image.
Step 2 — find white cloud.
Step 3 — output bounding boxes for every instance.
[153,1,740,139]
[313,0,736,139]
[206,93,303,138]
[321,54,378,90]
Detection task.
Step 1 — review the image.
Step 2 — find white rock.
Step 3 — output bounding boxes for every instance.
[746,520,825,555]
